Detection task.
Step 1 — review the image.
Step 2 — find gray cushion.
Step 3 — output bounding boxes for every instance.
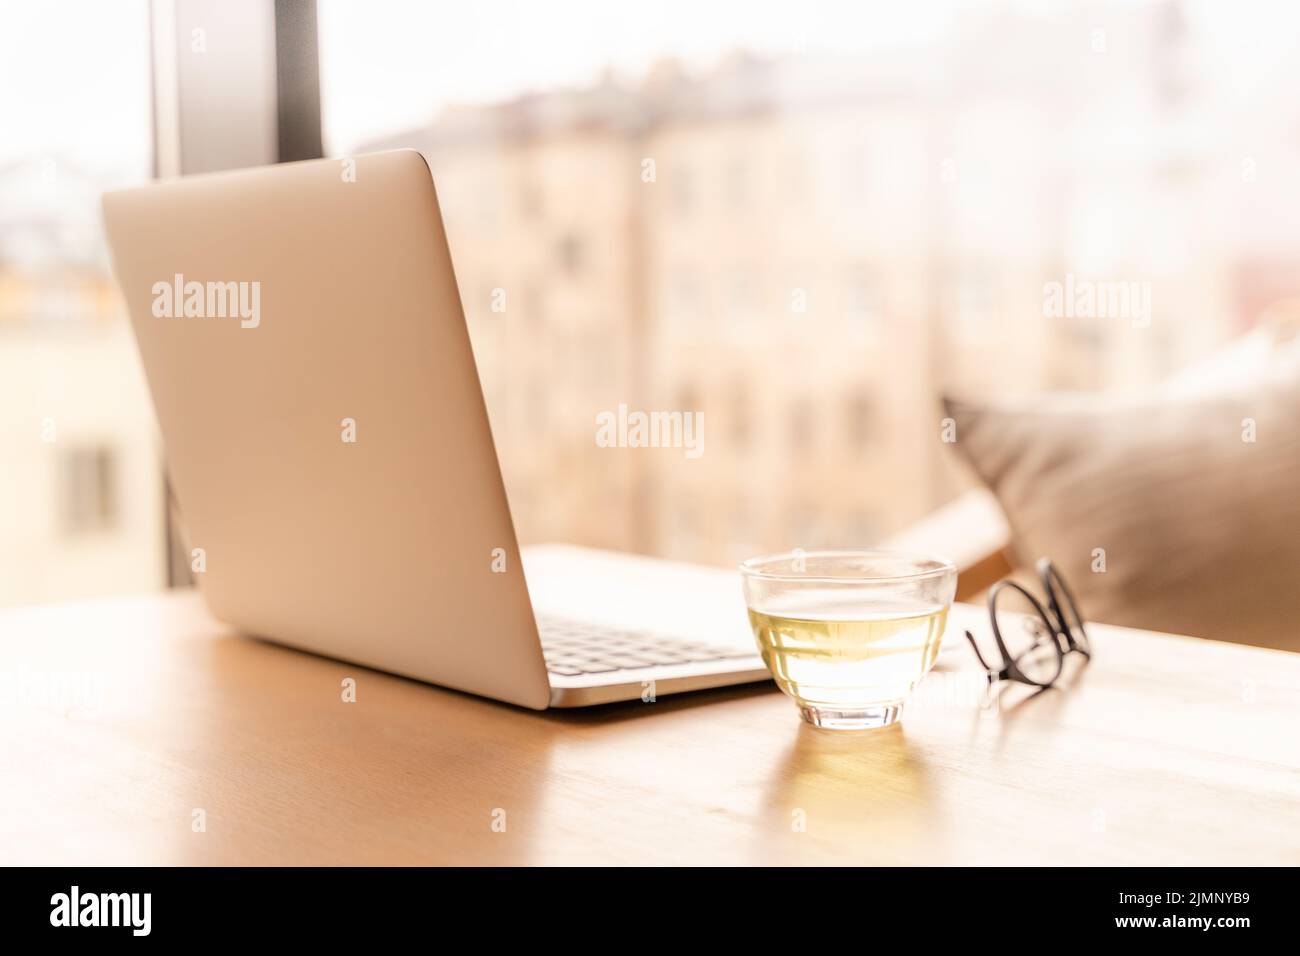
[943,342,1300,651]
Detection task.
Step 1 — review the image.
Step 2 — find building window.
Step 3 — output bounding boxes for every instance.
[60,445,118,535]
[556,234,583,276]
[846,392,873,450]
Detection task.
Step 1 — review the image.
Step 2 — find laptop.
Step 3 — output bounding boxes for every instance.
[102,149,768,709]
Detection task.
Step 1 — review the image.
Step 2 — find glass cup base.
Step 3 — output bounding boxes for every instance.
[798,701,904,730]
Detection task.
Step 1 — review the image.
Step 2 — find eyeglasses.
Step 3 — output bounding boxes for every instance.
[964,558,1091,689]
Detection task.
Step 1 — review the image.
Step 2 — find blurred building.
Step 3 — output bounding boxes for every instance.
[362,1,1262,566]
[0,159,165,605]
[4,0,1289,603]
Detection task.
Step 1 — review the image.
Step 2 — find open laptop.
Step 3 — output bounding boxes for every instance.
[102,149,768,709]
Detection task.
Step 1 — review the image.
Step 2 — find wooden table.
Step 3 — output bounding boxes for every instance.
[2,547,1297,865]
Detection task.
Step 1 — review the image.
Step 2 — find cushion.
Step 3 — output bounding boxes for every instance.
[943,322,1300,652]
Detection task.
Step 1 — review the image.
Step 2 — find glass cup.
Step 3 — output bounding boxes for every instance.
[739,550,957,730]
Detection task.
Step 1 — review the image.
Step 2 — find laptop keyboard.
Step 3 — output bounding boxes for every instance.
[537,615,757,676]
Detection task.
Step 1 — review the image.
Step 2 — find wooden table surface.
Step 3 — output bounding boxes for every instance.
[2,548,1298,866]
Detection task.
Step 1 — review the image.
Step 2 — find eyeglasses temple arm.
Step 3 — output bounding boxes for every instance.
[964,630,996,674]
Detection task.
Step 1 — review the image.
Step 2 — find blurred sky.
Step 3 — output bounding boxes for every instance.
[3,1,1300,168]
[0,0,151,170]
[316,0,1300,152]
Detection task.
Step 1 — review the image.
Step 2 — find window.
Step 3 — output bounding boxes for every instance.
[60,446,118,536]
[556,234,584,276]
[314,0,1300,563]
[1,0,161,606]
